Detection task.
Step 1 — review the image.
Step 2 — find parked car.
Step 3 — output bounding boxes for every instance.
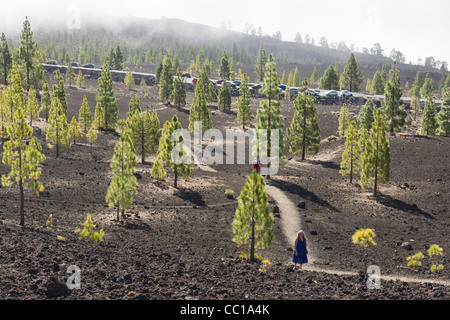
[215,79,225,85]
[278,84,287,91]
[182,73,192,78]
[340,90,353,97]
[82,63,95,68]
[99,65,112,70]
[192,78,198,84]
[306,89,319,97]
[225,81,236,88]
[68,62,78,67]
[232,80,241,86]
[325,90,339,97]
[289,87,300,95]
[46,60,57,65]
[251,83,262,90]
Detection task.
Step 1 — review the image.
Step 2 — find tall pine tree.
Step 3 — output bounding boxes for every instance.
[189,74,212,134]
[254,42,267,82]
[420,95,437,135]
[237,73,251,129]
[93,66,118,131]
[340,53,363,92]
[383,64,407,134]
[217,82,231,111]
[46,97,70,157]
[340,121,360,184]
[78,94,92,132]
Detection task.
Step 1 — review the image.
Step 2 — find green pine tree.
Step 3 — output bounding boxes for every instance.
[436,102,450,136]
[159,51,173,102]
[338,104,351,137]
[420,73,435,97]
[68,116,83,145]
[365,78,372,93]
[151,159,167,181]
[340,53,363,92]
[218,82,231,111]
[86,127,97,156]
[310,67,318,85]
[358,99,376,131]
[219,51,230,80]
[19,17,37,90]
[46,96,70,158]
[124,71,135,90]
[105,130,138,221]
[371,70,384,95]
[65,64,75,87]
[207,81,217,103]
[40,80,51,122]
[127,95,141,118]
[189,75,212,134]
[114,45,124,70]
[237,73,251,129]
[0,32,13,85]
[360,110,390,196]
[420,95,437,135]
[287,82,320,160]
[293,67,300,87]
[253,54,284,177]
[7,63,25,122]
[232,171,274,262]
[157,115,192,188]
[127,109,160,163]
[254,42,267,82]
[93,66,118,131]
[2,105,45,226]
[383,65,407,133]
[52,70,68,116]
[78,94,92,132]
[340,121,360,183]
[172,71,186,107]
[319,65,339,90]
[25,86,39,126]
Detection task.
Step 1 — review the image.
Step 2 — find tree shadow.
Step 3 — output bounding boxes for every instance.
[174,188,207,207]
[308,160,340,170]
[267,178,340,213]
[375,193,435,219]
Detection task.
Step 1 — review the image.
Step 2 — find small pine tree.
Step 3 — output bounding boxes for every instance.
[124,71,135,90]
[338,104,351,137]
[46,97,70,157]
[76,70,84,88]
[358,99,376,131]
[40,80,51,122]
[189,75,212,134]
[78,94,92,132]
[207,82,217,103]
[371,70,384,95]
[68,116,83,145]
[127,109,160,163]
[93,66,118,131]
[420,95,437,135]
[25,86,39,126]
[151,159,166,181]
[159,52,173,102]
[310,67,318,85]
[66,64,75,87]
[237,73,251,129]
[360,110,390,196]
[127,95,141,118]
[340,53,363,92]
[254,42,267,82]
[383,65,407,133]
[287,82,320,160]
[340,121,360,183]
[293,67,300,87]
[2,105,46,226]
[437,95,450,136]
[319,65,339,90]
[52,71,68,115]
[365,78,372,93]
[232,171,274,262]
[172,71,186,107]
[217,82,231,111]
[105,130,138,221]
[86,127,97,156]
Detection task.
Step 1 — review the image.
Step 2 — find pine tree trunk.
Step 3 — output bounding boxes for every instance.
[374,132,379,197]
[116,205,120,221]
[174,167,178,189]
[19,147,25,226]
[350,144,353,184]
[302,112,307,161]
[250,206,255,261]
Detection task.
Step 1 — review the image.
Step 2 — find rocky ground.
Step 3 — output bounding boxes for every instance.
[0,77,448,308]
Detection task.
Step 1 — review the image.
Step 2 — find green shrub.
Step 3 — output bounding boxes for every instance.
[76,214,104,243]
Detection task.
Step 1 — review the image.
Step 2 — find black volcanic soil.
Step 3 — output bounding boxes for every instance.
[0,76,448,302]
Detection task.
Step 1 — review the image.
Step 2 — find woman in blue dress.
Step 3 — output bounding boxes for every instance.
[292,230,308,271]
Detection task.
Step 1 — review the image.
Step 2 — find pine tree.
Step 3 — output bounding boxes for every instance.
[40,80,51,122]
[229,59,236,81]
[310,67,318,85]
[218,51,230,80]
[157,115,192,188]
[105,130,138,221]
[86,127,97,156]
[0,32,12,85]
[371,70,384,95]
[319,65,339,90]
[64,52,70,64]
[25,86,39,126]
[340,53,363,92]
[287,82,320,160]
[420,73,435,97]
[151,159,166,181]
[253,54,284,177]
[68,116,83,145]
[0,87,9,123]
[293,67,300,87]
[124,71,135,90]
[360,110,390,196]
[217,82,231,111]
[338,104,351,137]
[420,95,437,135]
[46,97,70,157]
[280,70,287,85]
[127,95,141,118]
[383,65,407,133]
[2,105,45,226]
[7,63,24,122]
[412,69,424,91]
[127,109,160,163]
[232,171,274,262]
[365,78,372,93]
[237,73,251,129]
[437,103,450,136]
[207,82,217,103]
[254,42,267,82]
[189,75,212,134]
[287,71,293,87]
[52,70,68,116]
[19,17,37,90]
[340,121,360,183]
[159,52,173,102]
[172,71,186,107]
[78,94,92,132]
[114,45,124,70]
[65,64,75,87]
[358,99,376,131]
[381,64,388,88]
[93,66,118,131]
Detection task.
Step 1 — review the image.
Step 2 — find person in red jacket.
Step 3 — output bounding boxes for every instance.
[252,157,260,174]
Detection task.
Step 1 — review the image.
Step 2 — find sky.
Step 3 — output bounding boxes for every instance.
[1,0,449,65]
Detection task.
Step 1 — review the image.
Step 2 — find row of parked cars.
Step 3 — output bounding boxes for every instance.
[45,60,112,70]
